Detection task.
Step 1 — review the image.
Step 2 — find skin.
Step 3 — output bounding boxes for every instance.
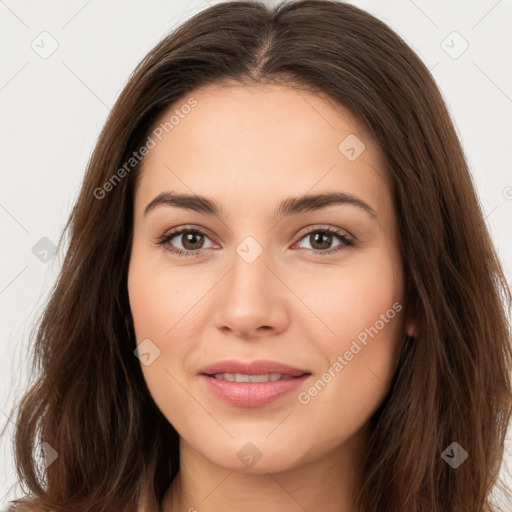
[127,82,416,512]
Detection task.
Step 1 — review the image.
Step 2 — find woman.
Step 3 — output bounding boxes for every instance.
[5,1,511,511]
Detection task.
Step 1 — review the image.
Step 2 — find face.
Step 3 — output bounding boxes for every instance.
[127,83,410,474]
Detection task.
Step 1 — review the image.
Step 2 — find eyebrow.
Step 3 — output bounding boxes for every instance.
[144,191,377,219]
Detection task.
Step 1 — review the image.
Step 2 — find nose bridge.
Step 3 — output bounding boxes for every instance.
[235,233,266,268]
[212,232,288,335]
[230,233,272,300]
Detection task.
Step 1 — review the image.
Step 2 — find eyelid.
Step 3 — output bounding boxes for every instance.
[294,223,353,240]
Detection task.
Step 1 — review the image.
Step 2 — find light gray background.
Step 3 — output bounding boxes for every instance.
[1,0,511,506]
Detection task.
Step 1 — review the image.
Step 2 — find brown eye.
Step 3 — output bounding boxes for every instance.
[157,228,216,256]
[296,227,354,255]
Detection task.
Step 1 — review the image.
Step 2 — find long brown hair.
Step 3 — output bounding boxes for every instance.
[3,1,511,511]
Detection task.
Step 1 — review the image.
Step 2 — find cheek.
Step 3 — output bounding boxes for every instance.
[127,254,205,432]
[127,245,211,340]
[288,249,403,350]
[127,247,215,406]
[291,254,404,437]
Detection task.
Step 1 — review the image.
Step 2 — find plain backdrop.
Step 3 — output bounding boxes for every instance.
[1,0,511,505]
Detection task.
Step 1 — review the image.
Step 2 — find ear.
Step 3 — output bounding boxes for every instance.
[406,316,417,338]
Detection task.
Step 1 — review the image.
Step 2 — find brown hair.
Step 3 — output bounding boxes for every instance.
[3,1,511,511]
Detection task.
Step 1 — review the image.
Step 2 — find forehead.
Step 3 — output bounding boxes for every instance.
[134,83,390,220]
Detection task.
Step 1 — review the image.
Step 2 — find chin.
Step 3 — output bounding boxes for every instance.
[194,436,313,474]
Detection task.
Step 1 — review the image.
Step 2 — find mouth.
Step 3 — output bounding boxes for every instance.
[198,360,312,407]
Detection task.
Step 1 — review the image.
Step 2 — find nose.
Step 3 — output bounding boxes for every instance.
[212,242,289,340]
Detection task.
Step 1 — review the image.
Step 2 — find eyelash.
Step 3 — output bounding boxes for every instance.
[155,225,354,258]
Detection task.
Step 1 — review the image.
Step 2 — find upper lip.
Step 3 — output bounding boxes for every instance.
[199,359,311,377]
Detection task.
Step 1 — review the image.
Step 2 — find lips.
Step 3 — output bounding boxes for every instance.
[198,359,312,408]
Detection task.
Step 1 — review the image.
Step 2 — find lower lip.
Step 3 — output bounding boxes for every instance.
[200,374,311,407]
